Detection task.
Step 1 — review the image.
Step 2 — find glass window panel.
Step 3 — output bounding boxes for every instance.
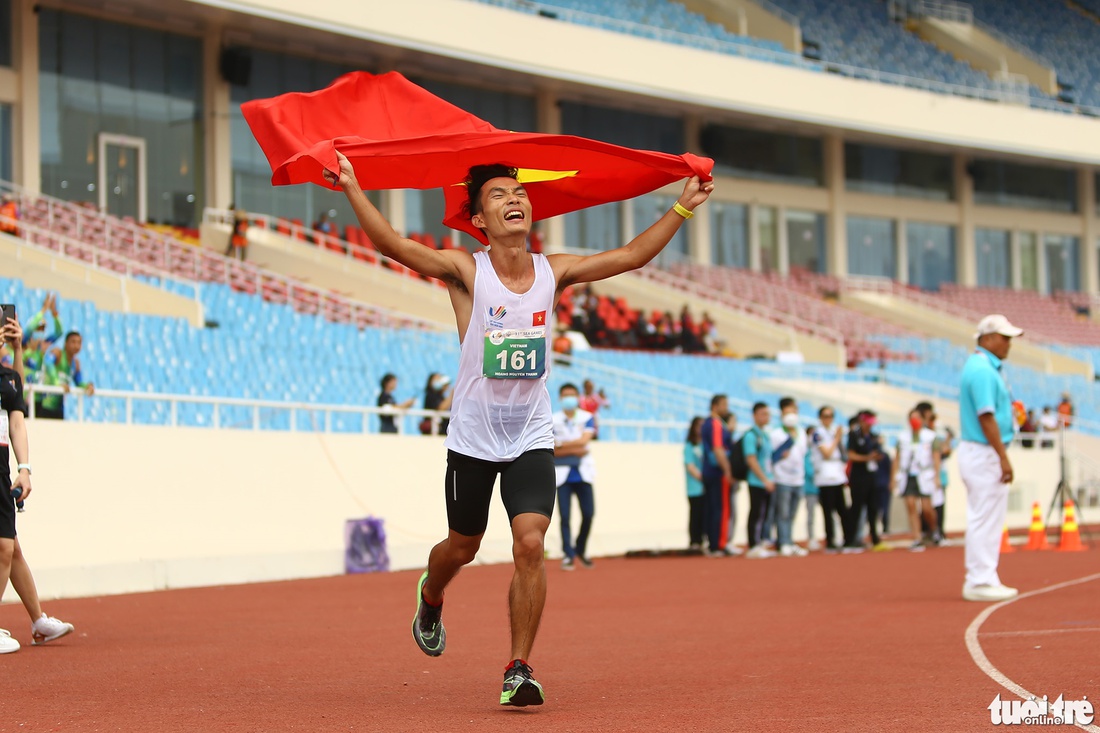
[847,216,896,278]
[635,194,687,266]
[711,201,748,268]
[39,10,203,225]
[844,142,953,201]
[414,77,536,132]
[758,206,778,273]
[563,201,621,252]
[561,101,683,153]
[701,124,822,186]
[906,221,956,291]
[1044,234,1080,293]
[975,228,1011,288]
[229,48,364,228]
[786,209,826,273]
[971,159,1077,213]
[1018,232,1038,291]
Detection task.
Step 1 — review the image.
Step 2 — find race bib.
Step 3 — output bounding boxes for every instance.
[483,327,546,379]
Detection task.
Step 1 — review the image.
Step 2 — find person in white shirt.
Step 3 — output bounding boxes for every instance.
[892,408,943,552]
[552,383,597,570]
[329,150,712,706]
[770,397,808,557]
[811,405,849,552]
[1039,406,1059,449]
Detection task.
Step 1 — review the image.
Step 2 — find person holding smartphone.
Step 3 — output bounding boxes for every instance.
[0,311,75,653]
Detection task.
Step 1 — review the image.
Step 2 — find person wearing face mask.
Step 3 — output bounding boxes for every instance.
[552,383,597,570]
[769,397,808,557]
[700,394,736,556]
[892,408,943,552]
[420,373,453,435]
[845,410,890,553]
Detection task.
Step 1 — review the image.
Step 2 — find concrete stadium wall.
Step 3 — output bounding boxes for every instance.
[0,233,204,326]
[6,417,1069,602]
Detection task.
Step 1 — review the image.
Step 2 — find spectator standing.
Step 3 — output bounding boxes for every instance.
[845,410,889,553]
[958,315,1023,602]
[743,402,776,559]
[37,331,94,420]
[552,383,597,570]
[377,373,414,434]
[1039,406,1058,449]
[811,405,849,552]
[578,378,609,438]
[893,408,942,552]
[874,442,893,537]
[723,411,742,554]
[1020,410,1037,449]
[0,315,75,653]
[684,417,705,552]
[802,426,820,551]
[20,294,63,385]
[1057,393,1074,429]
[770,397,808,557]
[0,194,19,235]
[224,203,249,261]
[700,394,734,556]
[420,373,452,435]
[926,415,953,540]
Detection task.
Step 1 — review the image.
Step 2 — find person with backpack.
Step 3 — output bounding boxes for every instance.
[811,406,849,552]
[700,394,735,556]
[743,402,776,559]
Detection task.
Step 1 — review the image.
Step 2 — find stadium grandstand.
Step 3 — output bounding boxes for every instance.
[0,0,1097,602]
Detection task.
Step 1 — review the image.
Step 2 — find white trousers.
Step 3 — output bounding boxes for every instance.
[958,441,1010,588]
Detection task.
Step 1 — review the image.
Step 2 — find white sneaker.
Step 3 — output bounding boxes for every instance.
[32,614,74,645]
[726,545,745,556]
[779,544,808,557]
[0,629,20,654]
[962,584,1019,602]
[807,539,822,552]
[746,545,776,559]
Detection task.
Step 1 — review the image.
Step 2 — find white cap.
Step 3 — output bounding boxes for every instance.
[975,314,1023,340]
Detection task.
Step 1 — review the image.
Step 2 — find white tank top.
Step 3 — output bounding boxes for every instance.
[443,250,556,461]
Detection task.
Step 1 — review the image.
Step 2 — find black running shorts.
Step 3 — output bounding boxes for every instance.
[444,448,556,537]
[0,473,15,540]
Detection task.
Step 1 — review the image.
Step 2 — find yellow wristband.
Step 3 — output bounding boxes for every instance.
[672,202,694,219]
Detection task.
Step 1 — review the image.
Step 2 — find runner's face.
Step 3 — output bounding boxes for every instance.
[473,178,531,238]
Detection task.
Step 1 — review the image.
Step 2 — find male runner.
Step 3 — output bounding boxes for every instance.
[327,150,712,706]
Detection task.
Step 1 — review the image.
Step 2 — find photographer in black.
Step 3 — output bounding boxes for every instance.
[844,410,890,553]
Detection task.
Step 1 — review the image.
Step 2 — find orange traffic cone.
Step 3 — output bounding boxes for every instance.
[1023,502,1051,551]
[999,525,1015,554]
[1057,501,1087,552]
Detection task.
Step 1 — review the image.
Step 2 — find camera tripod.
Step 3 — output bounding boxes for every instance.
[1043,424,1090,541]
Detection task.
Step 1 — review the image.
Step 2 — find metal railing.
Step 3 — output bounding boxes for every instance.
[751,361,960,401]
[0,181,442,333]
[22,384,685,442]
[0,215,200,301]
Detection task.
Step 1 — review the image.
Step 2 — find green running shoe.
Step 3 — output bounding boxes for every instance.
[500,659,545,707]
[412,571,446,657]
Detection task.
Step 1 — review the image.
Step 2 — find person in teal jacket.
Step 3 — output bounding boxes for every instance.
[684,417,705,551]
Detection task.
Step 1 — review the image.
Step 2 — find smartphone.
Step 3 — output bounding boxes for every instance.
[1,303,15,335]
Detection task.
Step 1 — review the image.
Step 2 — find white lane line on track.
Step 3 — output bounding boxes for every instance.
[981,627,1100,637]
[965,572,1100,733]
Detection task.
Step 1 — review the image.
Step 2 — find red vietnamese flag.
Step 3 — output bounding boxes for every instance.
[533,311,547,327]
[241,71,713,245]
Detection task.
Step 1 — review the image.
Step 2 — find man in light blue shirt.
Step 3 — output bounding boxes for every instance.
[957,314,1022,603]
[743,402,775,558]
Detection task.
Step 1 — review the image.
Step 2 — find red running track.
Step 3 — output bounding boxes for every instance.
[2,544,1097,732]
